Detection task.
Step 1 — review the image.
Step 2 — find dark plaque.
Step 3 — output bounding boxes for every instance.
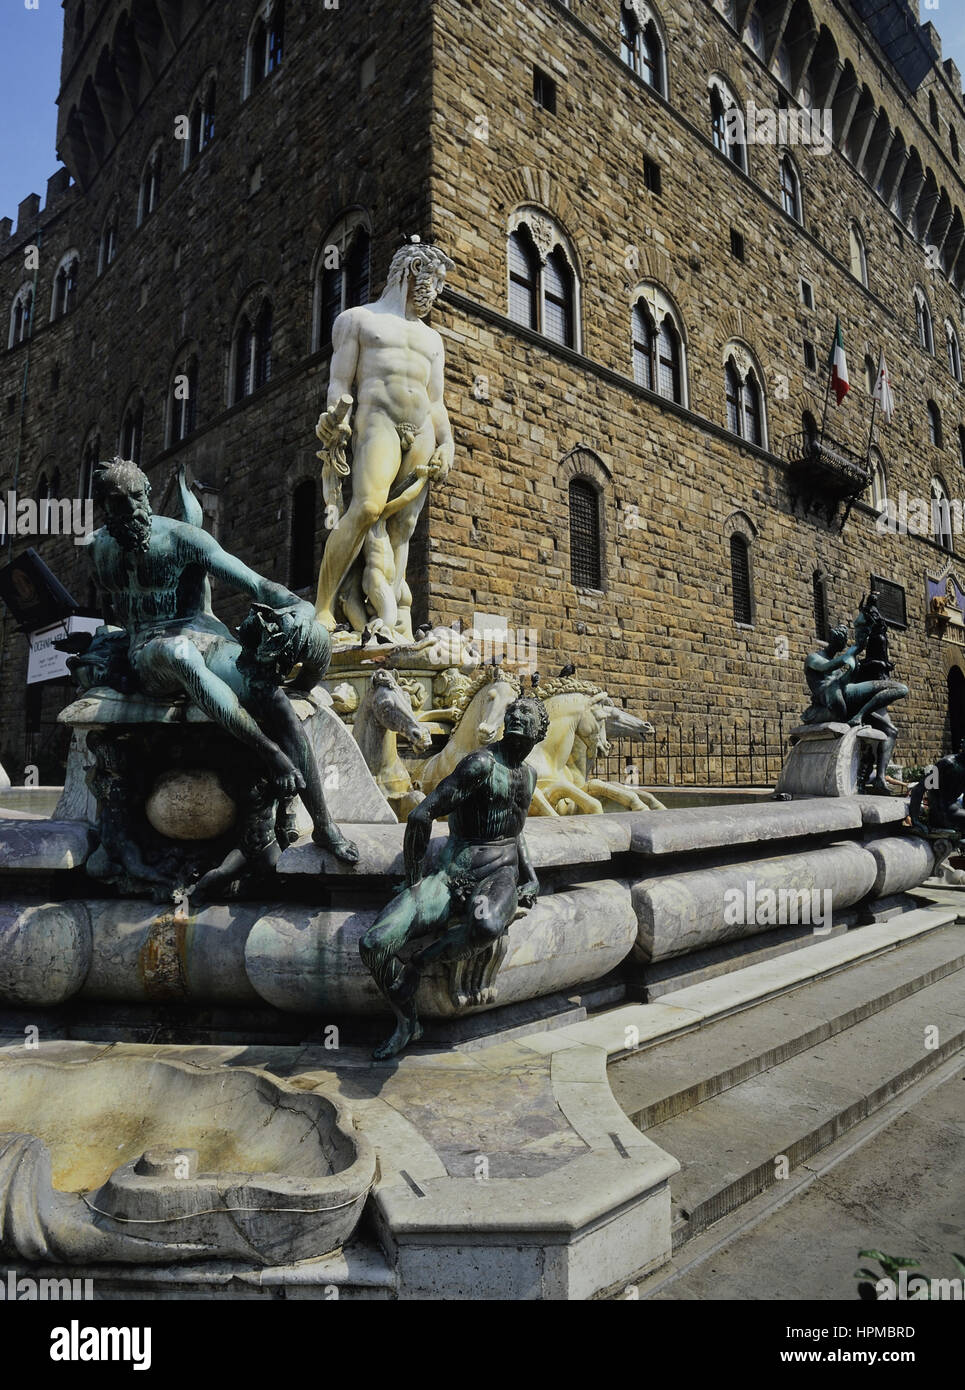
[870,575,907,629]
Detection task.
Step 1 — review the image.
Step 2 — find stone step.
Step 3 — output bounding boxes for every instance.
[609,924,965,1130]
[635,967,965,1249]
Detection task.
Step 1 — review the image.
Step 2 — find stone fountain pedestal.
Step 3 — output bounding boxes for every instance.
[775,721,887,798]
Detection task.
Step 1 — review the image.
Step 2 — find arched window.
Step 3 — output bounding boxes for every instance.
[946,320,962,383]
[742,372,762,445]
[50,252,79,320]
[233,296,273,402]
[98,213,117,275]
[138,143,162,225]
[929,92,939,133]
[631,287,686,404]
[849,222,868,287]
[952,127,960,163]
[724,350,765,446]
[290,479,317,589]
[313,215,371,351]
[932,476,954,551]
[864,354,875,394]
[869,450,887,512]
[119,397,144,465]
[185,76,216,167]
[507,210,580,349]
[915,287,934,353]
[927,399,943,448]
[8,283,33,348]
[246,0,284,97]
[743,10,765,60]
[509,225,540,330]
[725,361,742,434]
[730,534,752,623]
[34,470,51,506]
[812,571,829,640]
[772,40,792,91]
[780,155,802,224]
[168,353,199,445]
[619,3,665,96]
[797,68,814,109]
[80,432,100,499]
[569,478,602,589]
[959,425,965,470]
[543,248,574,346]
[710,78,746,172]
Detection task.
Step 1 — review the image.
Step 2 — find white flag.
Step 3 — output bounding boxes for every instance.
[873,352,894,424]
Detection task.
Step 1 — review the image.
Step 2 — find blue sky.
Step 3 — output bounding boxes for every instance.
[1,1,965,225]
[0,1,65,224]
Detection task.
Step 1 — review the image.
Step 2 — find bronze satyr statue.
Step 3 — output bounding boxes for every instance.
[85,458,359,865]
[908,740,965,835]
[802,601,907,794]
[359,696,548,1059]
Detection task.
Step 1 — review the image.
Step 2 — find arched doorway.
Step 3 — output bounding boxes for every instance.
[949,666,965,750]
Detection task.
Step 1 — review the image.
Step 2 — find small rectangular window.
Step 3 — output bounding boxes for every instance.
[730,228,745,261]
[533,66,557,113]
[800,277,814,309]
[803,340,817,372]
[643,156,662,194]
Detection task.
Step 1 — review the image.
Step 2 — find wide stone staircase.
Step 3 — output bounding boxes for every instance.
[609,912,965,1260]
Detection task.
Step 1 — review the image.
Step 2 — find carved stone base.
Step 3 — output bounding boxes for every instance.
[53,685,393,896]
[775,722,887,798]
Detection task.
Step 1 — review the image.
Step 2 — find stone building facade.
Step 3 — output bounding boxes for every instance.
[2,0,965,784]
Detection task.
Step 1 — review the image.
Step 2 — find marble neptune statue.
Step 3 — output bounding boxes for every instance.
[314,237,456,644]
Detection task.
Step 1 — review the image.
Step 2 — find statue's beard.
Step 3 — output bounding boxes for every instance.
[109,509,152,552]
[411,278,437,316]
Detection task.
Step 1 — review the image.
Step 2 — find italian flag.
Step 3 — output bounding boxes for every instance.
[827,317,850,405]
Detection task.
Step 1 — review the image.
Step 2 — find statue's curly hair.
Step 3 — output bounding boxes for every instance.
[93,457,151,501]
[506,695,550,743]
[386,238,455,289]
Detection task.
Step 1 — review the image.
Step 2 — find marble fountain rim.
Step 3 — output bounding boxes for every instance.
[0,1051,378,1207]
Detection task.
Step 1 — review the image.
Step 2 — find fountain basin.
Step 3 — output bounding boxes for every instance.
[0,1053,375,1265]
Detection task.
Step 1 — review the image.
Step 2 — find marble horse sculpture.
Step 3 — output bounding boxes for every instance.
[410,666,521,796]
[353,669,432,820]
[566,703,665,812]
[359,696,547,1059]
[525,679,626,816]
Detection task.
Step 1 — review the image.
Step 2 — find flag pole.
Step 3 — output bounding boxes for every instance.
[864,394,878,466]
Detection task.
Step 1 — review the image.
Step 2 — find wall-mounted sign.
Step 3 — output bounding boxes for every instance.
[869,575,907,629]
[27,617,101,685]
[0,548,77,633]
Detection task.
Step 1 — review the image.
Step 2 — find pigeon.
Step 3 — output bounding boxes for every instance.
[414,625,431,640]
[374,631,393,645]
[333,622,351,634]
[360,627,372,647]
[558,663,577,677]
[531,672,540,689]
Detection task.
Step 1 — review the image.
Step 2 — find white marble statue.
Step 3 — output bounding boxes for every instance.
[314,237,456,645]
